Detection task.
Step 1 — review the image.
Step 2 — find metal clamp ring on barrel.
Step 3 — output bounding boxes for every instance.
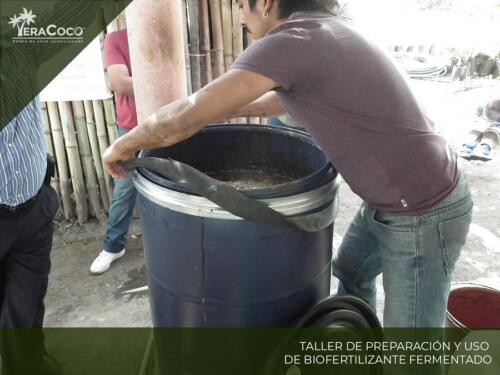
[121,157,340,232]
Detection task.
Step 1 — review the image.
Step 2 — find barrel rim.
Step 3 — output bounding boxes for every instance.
[134,171,341,219]
[136,124,337,199]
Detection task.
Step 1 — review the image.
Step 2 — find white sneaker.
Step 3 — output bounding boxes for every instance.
[90,249,126,275]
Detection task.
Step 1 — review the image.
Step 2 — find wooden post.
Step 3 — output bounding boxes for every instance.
[58,101,88,224]
[84,100,110,212]
[209,0,225,79]
[47,102,74,220]
[199,0,213,86]
[73,101,102,219]
[126,0,188,123]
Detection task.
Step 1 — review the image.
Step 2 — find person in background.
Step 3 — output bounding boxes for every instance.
[102,0,473,329]
[266,116,287,127]
[267,114,304,129]
[0,98,60,375]
[89,28,138,275]
[459,99,500,161]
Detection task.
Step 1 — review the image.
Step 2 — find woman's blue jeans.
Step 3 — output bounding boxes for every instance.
[332,173,473,327]
[103,127,137,253]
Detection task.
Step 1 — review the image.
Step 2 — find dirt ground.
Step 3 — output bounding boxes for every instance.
[44,78,500,327]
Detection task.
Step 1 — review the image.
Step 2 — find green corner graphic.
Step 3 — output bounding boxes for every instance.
[0,0,132,129]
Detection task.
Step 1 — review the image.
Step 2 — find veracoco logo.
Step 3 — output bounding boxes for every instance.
[8,7,84,43]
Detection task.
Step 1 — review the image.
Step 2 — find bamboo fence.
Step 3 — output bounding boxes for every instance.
[41,0,267,224]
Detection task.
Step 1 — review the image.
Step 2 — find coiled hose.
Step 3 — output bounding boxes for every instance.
[262,295,383,375]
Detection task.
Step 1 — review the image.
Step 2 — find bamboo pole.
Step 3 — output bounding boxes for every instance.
[199,0,212,86]
[117,11,127,30]
[246,34,260,124]
[92,100,114,202]
[103,98,118,144]
[106,17,120,34]
[220,0,234,70]
[231,0,243,59]
[40,102,55,158]
[98,32,106,69]
[209,0,225,79]
[47,102,74,220]
[40,102,61,199]
[84,100,110,212]
[72,101,102,219]
[182,0,193,95]
[231,0,246,123]
[58,101,88,225]
[221,0,237,122]
[187,0,202,92]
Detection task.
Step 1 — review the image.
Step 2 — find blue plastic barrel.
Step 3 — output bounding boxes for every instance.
[134,125,340,327]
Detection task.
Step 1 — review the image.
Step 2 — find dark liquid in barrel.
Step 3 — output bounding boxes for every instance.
[447,287,500,328]
[210,169,295,190]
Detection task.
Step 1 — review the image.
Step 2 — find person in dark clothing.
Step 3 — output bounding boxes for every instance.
[0,98,60,374]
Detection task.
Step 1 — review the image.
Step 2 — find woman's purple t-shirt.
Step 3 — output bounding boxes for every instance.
[231,11,459,215]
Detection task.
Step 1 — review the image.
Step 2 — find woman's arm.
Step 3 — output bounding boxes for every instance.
[103,68,277,178]
[107,65,134,97]
[214,91,286,123]
[228,91,285,119]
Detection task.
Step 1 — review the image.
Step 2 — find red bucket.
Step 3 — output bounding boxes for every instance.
[446,283,500,331]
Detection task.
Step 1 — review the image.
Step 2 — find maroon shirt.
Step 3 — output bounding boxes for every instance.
[232,11,459,216]
[104,29,137,129]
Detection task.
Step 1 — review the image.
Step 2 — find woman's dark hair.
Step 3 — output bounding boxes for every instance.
[248,0,339,19]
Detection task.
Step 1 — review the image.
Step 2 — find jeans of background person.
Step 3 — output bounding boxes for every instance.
[332,173,473,327]
[103,127,137,253]
[0,184,59,373]
[267,117,287,127]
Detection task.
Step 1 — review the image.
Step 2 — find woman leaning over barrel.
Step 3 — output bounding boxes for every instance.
[103,0,473,328]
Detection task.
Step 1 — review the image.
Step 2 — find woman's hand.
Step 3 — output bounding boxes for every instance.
[102,138,135,179]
